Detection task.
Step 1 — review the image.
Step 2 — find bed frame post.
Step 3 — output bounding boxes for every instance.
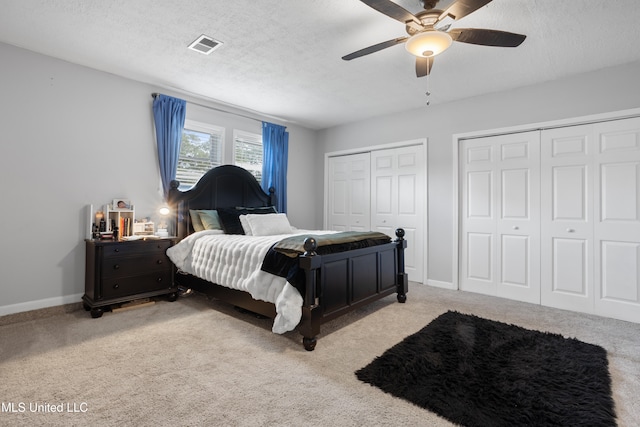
[268,187,277,210]
[168,180,189,239]
[298,237,322,351]
[395,228,408,303]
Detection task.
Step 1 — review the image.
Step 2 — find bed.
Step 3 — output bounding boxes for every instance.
[166,164,408,351]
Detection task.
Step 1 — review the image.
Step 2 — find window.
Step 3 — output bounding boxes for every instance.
[177,121,224,189]
[233,130,263,183]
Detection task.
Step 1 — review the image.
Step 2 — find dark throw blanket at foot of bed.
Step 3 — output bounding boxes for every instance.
[261,231,392,293]
[356,311,616,427]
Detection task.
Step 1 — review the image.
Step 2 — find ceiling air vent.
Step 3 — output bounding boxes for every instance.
[188,35,223,55]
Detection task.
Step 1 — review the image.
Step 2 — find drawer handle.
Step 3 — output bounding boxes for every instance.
[114,248,120,253]
[156,260,163,265]
[113,264,120,270]
[113,284,120,289]
[156,277,163,283]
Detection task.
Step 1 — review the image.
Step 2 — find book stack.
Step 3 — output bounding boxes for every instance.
[119,217,132,237]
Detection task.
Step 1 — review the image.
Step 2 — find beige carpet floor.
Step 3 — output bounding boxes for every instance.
[0,284,638,426]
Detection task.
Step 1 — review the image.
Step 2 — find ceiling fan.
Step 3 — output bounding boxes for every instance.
[342,0,526,77]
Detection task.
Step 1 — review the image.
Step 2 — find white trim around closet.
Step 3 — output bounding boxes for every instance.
[324,138,428,284]
[451,107,640,290]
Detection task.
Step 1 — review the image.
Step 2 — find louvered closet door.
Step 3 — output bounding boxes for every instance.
[460,131,540,304]
[541,124,595,313]
[371,145,425,283]
[593,117,640,323]
[327,153,371,231]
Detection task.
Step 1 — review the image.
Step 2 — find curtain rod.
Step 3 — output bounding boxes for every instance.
[152,92,280,125]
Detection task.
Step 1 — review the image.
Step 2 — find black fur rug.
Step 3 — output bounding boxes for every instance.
[356,311,616,426]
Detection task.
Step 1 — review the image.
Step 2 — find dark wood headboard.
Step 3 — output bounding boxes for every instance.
[167,165,276,239]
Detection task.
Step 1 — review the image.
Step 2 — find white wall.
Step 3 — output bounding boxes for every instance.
[0,42,318,315]
[317,60,640,286]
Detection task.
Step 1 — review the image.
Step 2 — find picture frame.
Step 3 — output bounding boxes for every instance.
[112,199,132,210]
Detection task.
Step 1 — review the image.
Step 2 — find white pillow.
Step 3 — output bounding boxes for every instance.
[239,214,252,236]
[245,213,292,236]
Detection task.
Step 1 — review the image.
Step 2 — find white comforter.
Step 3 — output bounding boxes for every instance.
[166,230,330,334]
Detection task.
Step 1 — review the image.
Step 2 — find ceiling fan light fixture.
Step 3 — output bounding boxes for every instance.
[405,31,452,57]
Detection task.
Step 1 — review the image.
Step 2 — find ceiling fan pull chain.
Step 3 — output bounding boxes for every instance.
[425,72,431,106]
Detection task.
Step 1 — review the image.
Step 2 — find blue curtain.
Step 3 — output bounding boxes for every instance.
[152,94,186,199]
[261,122,289,213]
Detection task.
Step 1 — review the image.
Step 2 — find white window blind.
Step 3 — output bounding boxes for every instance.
[233,130,263,183]
[177,121,224,189]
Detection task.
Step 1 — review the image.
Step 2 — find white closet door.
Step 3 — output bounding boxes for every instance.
[541,124,595,313]
[371,145,425,283]
[459,115,640,323]
[593,117,640,323]
[541,117,640,323]
[460,139,496,295]
[460,131,540,304]
[327,153,371,231]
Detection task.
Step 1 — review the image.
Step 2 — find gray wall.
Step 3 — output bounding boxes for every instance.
[2,37,639,315]
[0,42,318,315]
[317,60,640,286]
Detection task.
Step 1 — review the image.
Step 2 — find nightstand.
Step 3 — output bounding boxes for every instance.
[83,238,178,318]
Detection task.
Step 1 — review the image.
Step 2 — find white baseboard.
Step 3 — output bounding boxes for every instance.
[426,279,456,290]
[0,293,83,317]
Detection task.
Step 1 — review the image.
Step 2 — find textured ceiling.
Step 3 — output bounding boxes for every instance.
[1,0,640,129]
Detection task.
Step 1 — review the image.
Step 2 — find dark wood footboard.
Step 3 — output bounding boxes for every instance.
[297,228,408,351]
[173,228,408,351]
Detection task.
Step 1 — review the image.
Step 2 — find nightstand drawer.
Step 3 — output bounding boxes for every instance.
[102,254,171,278]
[101,271,173,299]
[102,240,172,258]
